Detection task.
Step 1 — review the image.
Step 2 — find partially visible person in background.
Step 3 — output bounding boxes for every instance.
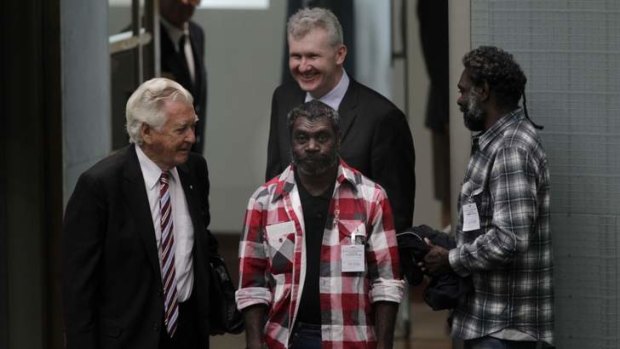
[160,0,208,154]
[281,0,356,85]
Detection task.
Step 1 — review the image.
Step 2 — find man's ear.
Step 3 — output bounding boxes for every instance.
[477,81,491,102]
[336,44,347,65]
[140,123,152,144]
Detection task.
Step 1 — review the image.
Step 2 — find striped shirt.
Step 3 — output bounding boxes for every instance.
[236,160,404,349]
[448,109,554,345]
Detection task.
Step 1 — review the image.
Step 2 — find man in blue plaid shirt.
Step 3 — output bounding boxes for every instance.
[421,46,553,349]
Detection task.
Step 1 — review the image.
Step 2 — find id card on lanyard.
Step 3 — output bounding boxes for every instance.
[336,201,366,272]
[462,198,481,232]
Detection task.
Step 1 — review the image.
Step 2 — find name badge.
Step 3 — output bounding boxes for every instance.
[341,245,365,272]
[462,202,480,232]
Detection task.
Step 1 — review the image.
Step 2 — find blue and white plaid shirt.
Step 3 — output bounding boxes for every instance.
[448,109,554,345]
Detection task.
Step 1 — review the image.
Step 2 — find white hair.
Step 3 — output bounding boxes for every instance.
[125,77,194,145]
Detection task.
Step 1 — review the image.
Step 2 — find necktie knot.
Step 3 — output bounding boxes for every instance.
[160,172,170,185]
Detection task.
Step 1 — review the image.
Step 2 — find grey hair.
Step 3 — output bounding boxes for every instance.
[287,7,343,47]
[125,77,194,145]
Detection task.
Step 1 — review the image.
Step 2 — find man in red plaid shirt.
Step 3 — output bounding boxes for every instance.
[236,100,404,349]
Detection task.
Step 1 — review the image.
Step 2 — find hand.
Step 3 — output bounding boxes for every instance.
[417,238,452,275]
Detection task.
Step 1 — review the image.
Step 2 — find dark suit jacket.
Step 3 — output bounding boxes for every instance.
[160,21,208,154]
[266,79,416,233]
[62,145,212,348]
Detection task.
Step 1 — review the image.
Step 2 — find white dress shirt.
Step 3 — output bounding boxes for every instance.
[305,70,350,111]
[136,145,194,302]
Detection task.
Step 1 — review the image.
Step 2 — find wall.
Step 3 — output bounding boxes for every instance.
[408,1,443,227]
[470,1,620,348]
[449,2,473,224]
[63,0,112,200]
[193,4,286,232]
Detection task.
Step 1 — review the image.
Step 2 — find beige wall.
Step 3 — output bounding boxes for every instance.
[407,1,441,227]
[194,4,286,232]
[448,1,472,225]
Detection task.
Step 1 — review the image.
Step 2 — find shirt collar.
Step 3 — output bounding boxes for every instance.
[477,108,524,151]
[304,70,350,111]
[136,145,179,190]
[161,17,189,52]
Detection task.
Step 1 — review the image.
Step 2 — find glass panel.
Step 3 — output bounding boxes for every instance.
[108,0,156,150]
[109,0,133,36]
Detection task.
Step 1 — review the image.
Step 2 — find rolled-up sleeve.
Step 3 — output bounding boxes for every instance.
[236,188,272,310]
[367,187,405,304]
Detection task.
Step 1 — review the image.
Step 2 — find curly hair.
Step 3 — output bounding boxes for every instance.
[287,100,340,136]
[462,46,526,110]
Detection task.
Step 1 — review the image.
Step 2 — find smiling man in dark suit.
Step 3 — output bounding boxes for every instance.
[266,7,416,234]
[62,78,213,348]
[160,0,207,154]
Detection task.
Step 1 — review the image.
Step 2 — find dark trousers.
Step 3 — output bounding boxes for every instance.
[464,337,543,349]
[159,297,202,349]
[289,322,321,349]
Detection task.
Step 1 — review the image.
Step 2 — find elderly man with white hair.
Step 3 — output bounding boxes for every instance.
[62,78,215,349]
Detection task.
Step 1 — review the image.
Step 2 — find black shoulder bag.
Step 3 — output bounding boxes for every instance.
[208,255,244,335]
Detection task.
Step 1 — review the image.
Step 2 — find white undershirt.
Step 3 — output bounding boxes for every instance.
[136,145,194,302]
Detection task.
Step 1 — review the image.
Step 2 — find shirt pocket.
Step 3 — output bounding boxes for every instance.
[264,221,296,275]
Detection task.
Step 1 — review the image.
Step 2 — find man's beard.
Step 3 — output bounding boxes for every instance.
[292,149,338,176]
[462,93,486,132]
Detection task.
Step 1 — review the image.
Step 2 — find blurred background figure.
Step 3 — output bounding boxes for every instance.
[418,0,451,228]
[160,0,208,154]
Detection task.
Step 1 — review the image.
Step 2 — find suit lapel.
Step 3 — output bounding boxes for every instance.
[122,145,161,276]
[290,84,306,111]
[188,22,204,93]
[337,80,359,142]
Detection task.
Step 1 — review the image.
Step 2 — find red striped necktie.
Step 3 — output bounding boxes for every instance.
[159,171,179,337]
